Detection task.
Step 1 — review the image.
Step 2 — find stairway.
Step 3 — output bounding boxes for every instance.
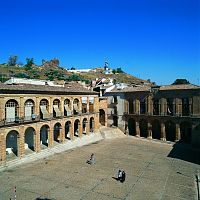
[99,126,126,139]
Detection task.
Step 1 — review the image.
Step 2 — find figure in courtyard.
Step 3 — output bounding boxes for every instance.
[86,153,96,164]
[117,169,122,181]
[121,170,126,183]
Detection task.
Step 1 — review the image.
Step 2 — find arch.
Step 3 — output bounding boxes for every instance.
[64,98,72,116]
[53,122,62,143]
[24,127,35,152]
[65,121,71,139]
[24,99,35,121]
[128,98,133,114]
[73,98,80,115]
[128,118,136,136]
[82,97,87,113]
[140,98,146,114]
[165,120,176,142]
[5,99,19,123]
[89,97,94,113]
[152,120,161,140]
[74,119,80,136]
[82,118,87,134]
[139,119,148,138]
[40,99,49,119]
[90,117,94,132]
[180,121,192,143]
[99,109,106,126]
[6,130,19,157]
[53,99,61,118]
[153,99,159,115]
[182,98,190,116]
[40,125,49,148]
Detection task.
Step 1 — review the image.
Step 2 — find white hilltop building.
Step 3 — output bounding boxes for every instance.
[5,77,65,87]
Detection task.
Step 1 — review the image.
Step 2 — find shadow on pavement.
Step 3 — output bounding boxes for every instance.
[167,142,200,165]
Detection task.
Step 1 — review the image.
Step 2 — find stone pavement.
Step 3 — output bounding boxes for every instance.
[0,136,199,200]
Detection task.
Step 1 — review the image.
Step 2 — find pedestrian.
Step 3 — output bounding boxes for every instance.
[117,170,122,181]
[87,153,96,165]
[121,170,126,183]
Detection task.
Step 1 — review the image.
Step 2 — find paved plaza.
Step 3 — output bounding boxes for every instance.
[0,136,200,200]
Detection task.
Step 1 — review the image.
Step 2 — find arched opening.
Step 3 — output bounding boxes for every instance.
[165,121,176,142]
[24,127,35,153]
[167,99,174,116]
[180,121,192,143]
[152,120,161,140]
[128,98,133,114]
[128,118,136,136]
[182,98,190,116]
[65,121,71,140]
[53,122,62,144]
[40,99,49,119]
[89,97,94,113]
[53,99,61,118]
[153,99,159,115]
[6,130,19,158]
[139,119,148,138]
[74,119,80,137]
[83,118,87,134]
[5,99,19,123]
[90,117,94,133]
[140,99,146,114]
[64,99,72,116]
[40,125,49,149]
[113,116,118,127]
[82,97,87,113]
[99,109,106,126]
[24,99,35,121]
[73,99,80,115]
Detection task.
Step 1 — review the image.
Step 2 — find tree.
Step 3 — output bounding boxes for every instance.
[116,67,124,73]
[7,55,18,66]
[24,58,34,71]
[71,67,76,70]
[112,69,116,74]
[172,79,190,85]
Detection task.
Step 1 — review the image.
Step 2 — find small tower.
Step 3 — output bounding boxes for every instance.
[104,61,109,71]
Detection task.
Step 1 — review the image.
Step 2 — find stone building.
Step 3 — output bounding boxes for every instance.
[0,82,107,163]
[105,84,200,146]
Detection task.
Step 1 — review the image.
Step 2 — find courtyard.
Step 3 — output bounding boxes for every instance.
[0,136,199,200]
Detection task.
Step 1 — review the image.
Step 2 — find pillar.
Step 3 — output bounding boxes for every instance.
[70,120,74,140]
[135,99,140,115]
[0,130,6,162]
[147,122,152,139]
[49,97,53,118]
[35,97,40,118]
[175,123,181,141]
[34,128,40,152]
[60,97,64,117]
[78,122,82,137]
[135,120,140,137]
[18,126,25,158]
[147,96,153,115]
[19,97,24,119]
[48,128,53,147]
[161,123,166,141]
[86,120,90,135]
[0,97,5,121]
[87,97,90,113]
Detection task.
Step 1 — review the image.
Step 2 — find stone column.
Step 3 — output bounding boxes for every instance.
[49,97,53,117]
[135,99,140,115]
[161,123,166,141]
[78,122,82,137]
[86,120,90,135]
[79,98,82,114]
[94,97,99,113]
[189,98,192,116]
[34,129,40,152]
[48,128,53,147]
[160,98,167,116]
[60,97,64,117]
[18,126,25,158]
[70,120,74,140]
[0,97,5,121]
[35,97,40,118]
[147,122,152,139]
[94,114,99,133]
[147,96,153,115]
[60,126,65,143]
[175,123,181,141]
[0,131,6,162]
[135,120,140,137]
[19,97,24,119]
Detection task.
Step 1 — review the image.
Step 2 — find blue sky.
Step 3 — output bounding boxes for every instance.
[0,0,199,85]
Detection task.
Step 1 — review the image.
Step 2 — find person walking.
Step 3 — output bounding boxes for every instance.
[121,170,126,183]
[117,170,122,181]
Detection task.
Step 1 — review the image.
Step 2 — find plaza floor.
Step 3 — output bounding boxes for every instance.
[0,136,200,200]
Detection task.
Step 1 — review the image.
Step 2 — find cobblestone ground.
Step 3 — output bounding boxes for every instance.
[0,137,200,200]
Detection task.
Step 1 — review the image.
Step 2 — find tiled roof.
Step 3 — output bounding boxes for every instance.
[108,85,151,93]
[159,84,200,90]
[0,82,97,95]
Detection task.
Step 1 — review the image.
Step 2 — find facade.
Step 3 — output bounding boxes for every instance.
[105,84,200,146]
[0,82,107,163]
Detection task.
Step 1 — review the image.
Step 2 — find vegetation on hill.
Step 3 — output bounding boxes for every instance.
[0,57,151,85]
[172,79,190,85]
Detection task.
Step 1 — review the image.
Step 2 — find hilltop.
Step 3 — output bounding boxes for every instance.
[0,59,151,85]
